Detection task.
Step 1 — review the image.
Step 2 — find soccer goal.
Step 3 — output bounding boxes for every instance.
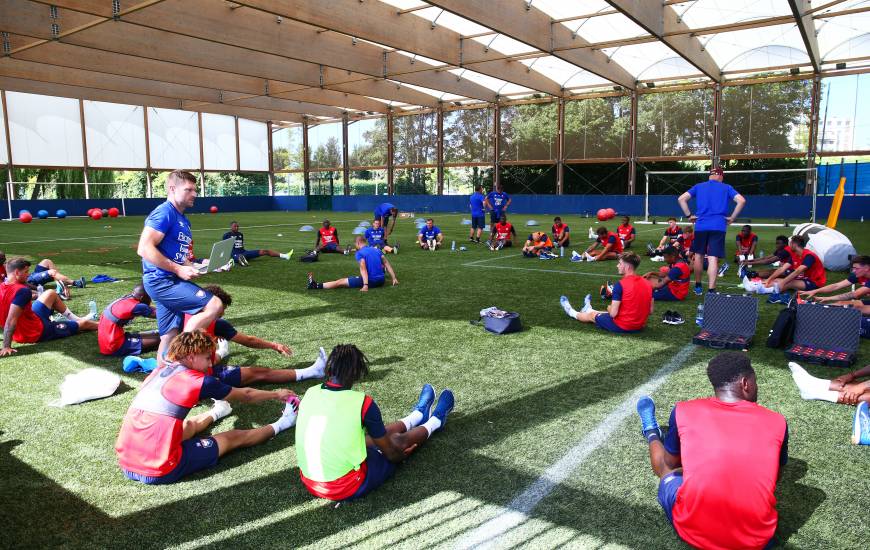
[643,168,818,225]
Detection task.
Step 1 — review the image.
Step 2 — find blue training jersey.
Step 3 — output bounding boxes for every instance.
[469,192,485,216]
[142,201,193,280]
[223,231,245,251]
[355,246,385,280]
[365,226,386,246]
[486,191,509,212]
[374,203,395,219]
[419,226,441,240]
[687,180,738,232]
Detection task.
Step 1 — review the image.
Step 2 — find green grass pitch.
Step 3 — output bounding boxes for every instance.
[1,210,867,549]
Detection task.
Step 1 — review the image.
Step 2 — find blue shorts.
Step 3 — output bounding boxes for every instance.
[796,277,818,291]
[861,317,869,339]
[143,276,213,335]
[111,334,145,357]
[490,211,503,224]
[234,249,262,261]
[321,242,338,252]
[346,446,397,500]
[32,300,79,342]
[27,265,53,286]
[653,286,682,302]
[123,437,220,485]
[594,312,639,333]
[657,471,683,525]
[690,230,725,259]
[212,364,242,387]
[348,276,385,289]
[471,215,486,229]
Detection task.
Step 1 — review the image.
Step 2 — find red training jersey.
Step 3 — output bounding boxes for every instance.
[613,274,652,331]
[0,280,44,344]
[682,232,694,251]
[737,233,758,253]
[98,296,151,354]
[494,222,513,241]
[617,224,634,240]
[672,398,787,550]
[798,249,826,287]
[597,231,624,253]
[319,227,338,245]
[552,223,568,240]
[667,260,691,300]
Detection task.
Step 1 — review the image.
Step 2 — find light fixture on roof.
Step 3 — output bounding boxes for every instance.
[452,101,462,107]
[646,82,656,89]
[613,86,623,92]
[836,62,847,70]
[532,93,543,99]
[790,68,800,75]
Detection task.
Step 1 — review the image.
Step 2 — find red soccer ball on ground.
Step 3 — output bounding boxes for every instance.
[108,207,119,218]
[596,208,608,221]
[605,208,616,219]
[90,209,103,220]
[210,206,218,213]
[19,212,33,223]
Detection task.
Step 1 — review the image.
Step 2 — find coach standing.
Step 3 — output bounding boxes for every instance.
[678,167,746,294]
[137,170,224,363]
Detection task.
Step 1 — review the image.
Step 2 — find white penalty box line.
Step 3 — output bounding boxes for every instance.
[456,344,696,549]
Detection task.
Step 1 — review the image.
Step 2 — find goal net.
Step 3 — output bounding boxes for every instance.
[643,168,818,224]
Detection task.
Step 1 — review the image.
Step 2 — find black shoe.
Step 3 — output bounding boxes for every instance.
[670,311,685,325]
[72,276,86,289]
[306,272,317,290]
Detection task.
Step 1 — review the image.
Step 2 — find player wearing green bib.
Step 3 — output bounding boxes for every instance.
[295,344,454,500]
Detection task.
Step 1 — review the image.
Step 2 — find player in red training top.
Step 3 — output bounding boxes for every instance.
[551,217,570,248]
[115,330,299,484]
[560,252,653,333]
[642,247,691,302]
[648,217,683,257]
[616,216,636,249]
[1,258,98,357]
[577,226,623,262]
[680,226,695,262]
[735,225,758,262]
[799,255,870,307]
[98,284,160,356]
[752,235,825,303]
[488,214,517,251]
[315,220,349,255]
[636,352,788,550]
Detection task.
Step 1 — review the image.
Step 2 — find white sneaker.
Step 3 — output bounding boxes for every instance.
[216,338,230,360]
[311,347,328,378]
[581,294,593,314]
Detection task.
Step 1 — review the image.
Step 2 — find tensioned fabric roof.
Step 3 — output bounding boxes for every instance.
[0,0,868,124]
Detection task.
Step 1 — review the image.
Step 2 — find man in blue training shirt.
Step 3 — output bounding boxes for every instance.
[374,203,398,238]
[364,219,397,255]
[469,185,486,243]
[223,221,293,266]
[678,167,746,294]
[137,170,224,364]
[484,184,511,225]
[307,236,398,291]
[418,218,443,250]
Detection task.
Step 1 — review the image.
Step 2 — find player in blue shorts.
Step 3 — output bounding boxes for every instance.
[307,236,398,291]
[418,218,443,250]
[15,256,85,300]
[469,186,486,243]
[364,219,397,254]
[374,203,398,238]
[137,170,224,365]
[484,184,511,225]
[223,221,293,266]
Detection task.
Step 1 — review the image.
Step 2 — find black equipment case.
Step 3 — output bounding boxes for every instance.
[692,293,758,350]
[784,303,861,368]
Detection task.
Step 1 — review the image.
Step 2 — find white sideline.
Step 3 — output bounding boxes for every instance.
[455,344,696,550]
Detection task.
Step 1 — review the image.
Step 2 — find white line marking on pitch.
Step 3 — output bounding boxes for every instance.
[455,343,696,550]
[463,263,617,278]
[461,253,524,267]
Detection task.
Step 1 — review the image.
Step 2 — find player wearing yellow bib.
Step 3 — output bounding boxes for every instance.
[295,344,454,500]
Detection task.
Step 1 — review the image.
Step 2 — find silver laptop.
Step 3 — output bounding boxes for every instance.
[196,237,236,274]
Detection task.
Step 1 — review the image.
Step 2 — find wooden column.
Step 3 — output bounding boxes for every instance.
[806,75,822,195]
[556,98,565,194]
[78,99,90,199]
[711,83,722,168]
[627,91,638,194]
[197,112,205,196]
[386,109,394,195]
[266,121,275,196]
[2,91,15,220]
[342,113,350,195]
[143,105,153,198]
[493,102,501,188]
[302,117,310,196]
[436,105,444,194]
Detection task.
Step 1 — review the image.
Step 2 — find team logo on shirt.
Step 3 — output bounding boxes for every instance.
[196,290,206,298]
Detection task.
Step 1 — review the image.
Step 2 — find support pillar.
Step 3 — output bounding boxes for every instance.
[266,121,275,196]
[627,91,638,194]
[342,113,350,195]
[197,112,206,196]
[806,75,822,196]
[302,117,310,196]
[437,105,444,195]
[493,102,501,188]
[143,105,153,198]
[386,110,394,195]
[556,98,565,194]
[711,83,722,169]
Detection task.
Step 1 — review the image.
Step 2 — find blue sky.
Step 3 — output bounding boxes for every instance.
[819,73,869,149]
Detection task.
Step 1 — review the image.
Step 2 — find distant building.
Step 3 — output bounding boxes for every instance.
[819,116,855,152]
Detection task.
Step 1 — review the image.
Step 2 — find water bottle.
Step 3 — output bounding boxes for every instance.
[451,240,456,251]
[560,246,564,257]
[695,304,704,327]
[88,300,98,319]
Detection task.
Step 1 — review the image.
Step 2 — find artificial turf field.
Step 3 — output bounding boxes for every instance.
[1,210,868,549]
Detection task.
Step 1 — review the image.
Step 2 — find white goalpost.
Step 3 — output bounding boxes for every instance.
[643,168,818,225]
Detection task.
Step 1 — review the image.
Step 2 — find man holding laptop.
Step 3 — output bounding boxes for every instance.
[137,170,225,364]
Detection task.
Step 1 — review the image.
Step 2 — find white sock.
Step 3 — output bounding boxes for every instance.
[757,284,777,295]
[63,309,88,322]
[210,399,232,422]
[422,416,442,437]
[581,295,593,314]
[788,363,837,402]
[400,410,424,432]
[279,253,290,259]
[560,297,577,318]
[295,347,327,381]
[270,399,298,435]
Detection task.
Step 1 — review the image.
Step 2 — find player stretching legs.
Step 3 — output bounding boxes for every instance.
[308,236,398,291]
